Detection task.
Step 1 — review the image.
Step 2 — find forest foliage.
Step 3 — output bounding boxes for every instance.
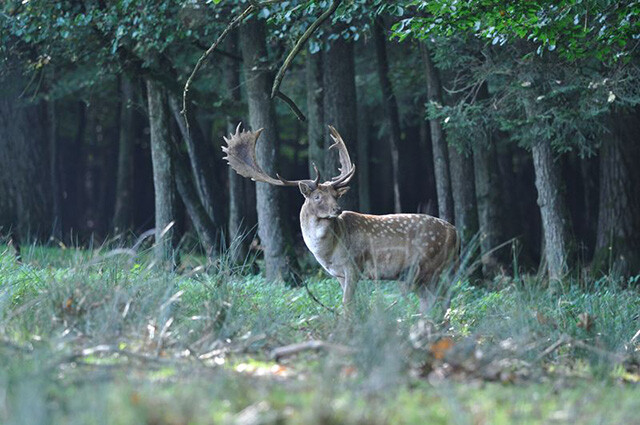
[1,1,640,423]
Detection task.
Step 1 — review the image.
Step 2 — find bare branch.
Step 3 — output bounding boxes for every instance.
[275,90,306,121]
[270,0,341,100]
[182,4,255,134]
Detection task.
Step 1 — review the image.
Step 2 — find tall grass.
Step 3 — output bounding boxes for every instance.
[0,239,638,424]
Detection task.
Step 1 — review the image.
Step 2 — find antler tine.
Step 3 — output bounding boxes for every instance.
[327,125,356,188]
[222,122,315,188]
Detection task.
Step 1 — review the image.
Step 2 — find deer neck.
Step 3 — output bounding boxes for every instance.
[299,203,341,259]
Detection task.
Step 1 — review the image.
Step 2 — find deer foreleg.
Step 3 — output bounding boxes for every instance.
[338,269,357,311]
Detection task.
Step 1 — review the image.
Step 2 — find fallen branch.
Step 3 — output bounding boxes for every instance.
[270,340,353,361]
[535,334,570,362]
[54,345,179,370]
[270,0,341,100]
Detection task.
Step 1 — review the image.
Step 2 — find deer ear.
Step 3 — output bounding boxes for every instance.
[336,186,350,197]
[298,182,313,197]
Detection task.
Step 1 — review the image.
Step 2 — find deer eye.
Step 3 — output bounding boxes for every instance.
[313,194,321,201]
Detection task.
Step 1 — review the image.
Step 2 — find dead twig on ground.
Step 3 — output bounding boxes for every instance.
[270,340,354,361]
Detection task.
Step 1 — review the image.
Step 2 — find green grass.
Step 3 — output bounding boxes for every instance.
[0,244,639,424]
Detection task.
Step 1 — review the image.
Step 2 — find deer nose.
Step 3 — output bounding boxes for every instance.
[333,206,342,215]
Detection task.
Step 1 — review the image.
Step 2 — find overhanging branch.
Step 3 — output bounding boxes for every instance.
[275,90,306,121]
[270,0,341,100]
[181,4,256,134]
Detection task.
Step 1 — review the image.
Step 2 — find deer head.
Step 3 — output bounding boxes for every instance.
[222,123,355,216]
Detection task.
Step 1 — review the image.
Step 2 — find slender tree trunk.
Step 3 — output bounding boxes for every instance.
[531,138,573,281]
[306,48,325,178]
[225,30,255,259]
[594,113,640,276]
[47,94,62,241]
[169,96,223,228]
[146,79,177,266]
[172,145,217,255]
[113,76,135,235]
[420,43,453,223]
[473,136,504,272]
[523,99,573,280]
[497,142,519,241]
[470,85,505,273]
[62,101,86,236]
[418,118,438,216]
[357,102,371,213]
[240,19,296,282]
[323,34,359,211]
[374,18,402,213]
[448,145,478,246]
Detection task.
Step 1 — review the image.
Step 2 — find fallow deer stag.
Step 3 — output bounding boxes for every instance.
[223,123,459,311]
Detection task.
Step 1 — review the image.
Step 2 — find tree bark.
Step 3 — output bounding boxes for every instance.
[146,79,177,266]
[594,113,640,276]
[240,19,296,282]
[420,43,453,223]
[531,137,573,281]
[448,145,478,246]
[306,48,325,179]
[323,34,359,211]
[113,76,135,235]
[374,18,403,213]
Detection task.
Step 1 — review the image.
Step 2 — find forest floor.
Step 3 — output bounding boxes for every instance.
[0,244,639,425]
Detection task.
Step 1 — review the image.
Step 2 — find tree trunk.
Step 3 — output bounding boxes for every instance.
[0,60,50,241]
[418,118,438,216]
[420,43,453,223]
[306,48,325,178]
[531,137,573,281]
[173,146,218,255]
[323,34,359,211]
[357,102,371,213]
[473,136,504,272]
[374,18,402,213]
[448,145,478,246]
[225,30,255,259]
[497,142,519,241]
[146,79,177,266]
[169,96,223,228]
[113,76,135,235]
[240,19,296,282]
[594,113,640,276]
[47,94,62,241]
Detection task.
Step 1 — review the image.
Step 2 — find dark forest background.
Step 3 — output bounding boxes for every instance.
[1,0,639,282]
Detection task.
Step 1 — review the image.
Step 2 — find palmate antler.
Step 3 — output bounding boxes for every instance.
[222,123,356,189]
[328,125,356,188]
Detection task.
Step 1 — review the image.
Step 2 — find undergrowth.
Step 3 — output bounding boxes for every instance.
[0,244,638,425]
